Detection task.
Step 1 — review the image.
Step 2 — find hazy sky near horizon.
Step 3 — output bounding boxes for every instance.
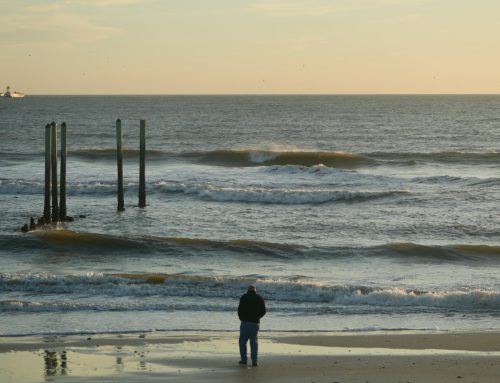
[1,0,499,95]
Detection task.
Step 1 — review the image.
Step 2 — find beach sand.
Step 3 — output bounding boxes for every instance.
[1,331,499,383]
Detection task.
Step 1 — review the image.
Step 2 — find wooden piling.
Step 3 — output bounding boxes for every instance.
[59,122,67,221]
[116,119,125,211]
[138,119,146,208]
[50,122,59,222]
[43,124,51,223]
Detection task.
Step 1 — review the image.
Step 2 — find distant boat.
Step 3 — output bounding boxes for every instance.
[1,86,25,98]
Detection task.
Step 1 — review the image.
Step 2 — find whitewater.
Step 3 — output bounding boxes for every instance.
[1,95,499,335]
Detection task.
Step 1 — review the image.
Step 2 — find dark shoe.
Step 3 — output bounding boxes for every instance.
[239,360,247,365]
[252,362,259,367]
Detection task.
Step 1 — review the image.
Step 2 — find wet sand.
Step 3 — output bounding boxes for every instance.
[1,331,499,382]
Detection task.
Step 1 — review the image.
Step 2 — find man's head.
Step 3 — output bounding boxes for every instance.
[247,285,256,293]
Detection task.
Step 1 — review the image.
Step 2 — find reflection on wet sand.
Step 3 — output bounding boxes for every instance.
[43,350,67,377]
[25,344,160,383]
[135,349,148,371]
[1,333,217,383]
[115,356,124,372]
[115,345,124,372]
[41,345,151,379]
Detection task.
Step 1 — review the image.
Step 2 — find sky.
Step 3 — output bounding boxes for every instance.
[1,0,499,95]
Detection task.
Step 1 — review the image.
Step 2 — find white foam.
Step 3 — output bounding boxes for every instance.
[157,182,404,204]
[1,273,499,314]
[249,151,279,163]
[265,164,342,175]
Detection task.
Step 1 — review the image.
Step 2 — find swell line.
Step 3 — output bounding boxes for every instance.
[5,147,500,169]
[185,148,373,168]
[3,230,500,263]
[60,148,500,168]
[366,151,500,166]
[72,148,169,161]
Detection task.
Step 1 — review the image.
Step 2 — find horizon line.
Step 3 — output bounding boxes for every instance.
[18,92,500,97]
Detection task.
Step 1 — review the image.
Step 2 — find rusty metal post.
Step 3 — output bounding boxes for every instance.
[116,119,125,211]
[50,122,59,222]
[138,119,146,208]
[59,122,67,221]
[43,124,51,223]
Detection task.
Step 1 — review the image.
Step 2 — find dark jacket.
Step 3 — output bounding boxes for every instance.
[238,291,266,323]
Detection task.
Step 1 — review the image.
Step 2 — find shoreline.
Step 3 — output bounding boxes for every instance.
[1,330,499,382]
[2,330,500,352]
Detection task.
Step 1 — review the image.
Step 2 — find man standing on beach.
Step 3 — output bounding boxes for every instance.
[238,285,266,367]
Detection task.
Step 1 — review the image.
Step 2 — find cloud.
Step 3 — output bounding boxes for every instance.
[24,0,150,13]
[22,2,69,13]
[247,0,432,18]
[0,11,124,48]
[0,1,150,48]
[248,1,345,17]
[258,35,328,51]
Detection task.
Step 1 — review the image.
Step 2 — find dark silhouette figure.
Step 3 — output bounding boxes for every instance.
[238,285,266,367]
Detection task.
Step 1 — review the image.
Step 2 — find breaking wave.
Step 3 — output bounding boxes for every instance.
[47,147,500,168]
[1,272,499,314]
[157,181,405,204]
[7,147,500,169]
[186,148,373,168]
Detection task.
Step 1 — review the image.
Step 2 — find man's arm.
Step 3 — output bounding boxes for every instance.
[259,296,266,318]
[237,297,243,320]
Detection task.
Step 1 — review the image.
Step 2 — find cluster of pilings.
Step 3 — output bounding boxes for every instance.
[21,119,147,232]
[22,122,72,232]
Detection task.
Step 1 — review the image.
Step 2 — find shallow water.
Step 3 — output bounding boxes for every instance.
[1,95,500,335]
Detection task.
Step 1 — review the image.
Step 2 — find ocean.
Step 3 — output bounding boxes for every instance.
[1,95,499,336]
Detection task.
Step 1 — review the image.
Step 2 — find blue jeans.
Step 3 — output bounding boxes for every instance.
[239,321,259,363]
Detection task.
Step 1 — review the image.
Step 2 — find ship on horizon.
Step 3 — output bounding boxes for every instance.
[1,86,25,98]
